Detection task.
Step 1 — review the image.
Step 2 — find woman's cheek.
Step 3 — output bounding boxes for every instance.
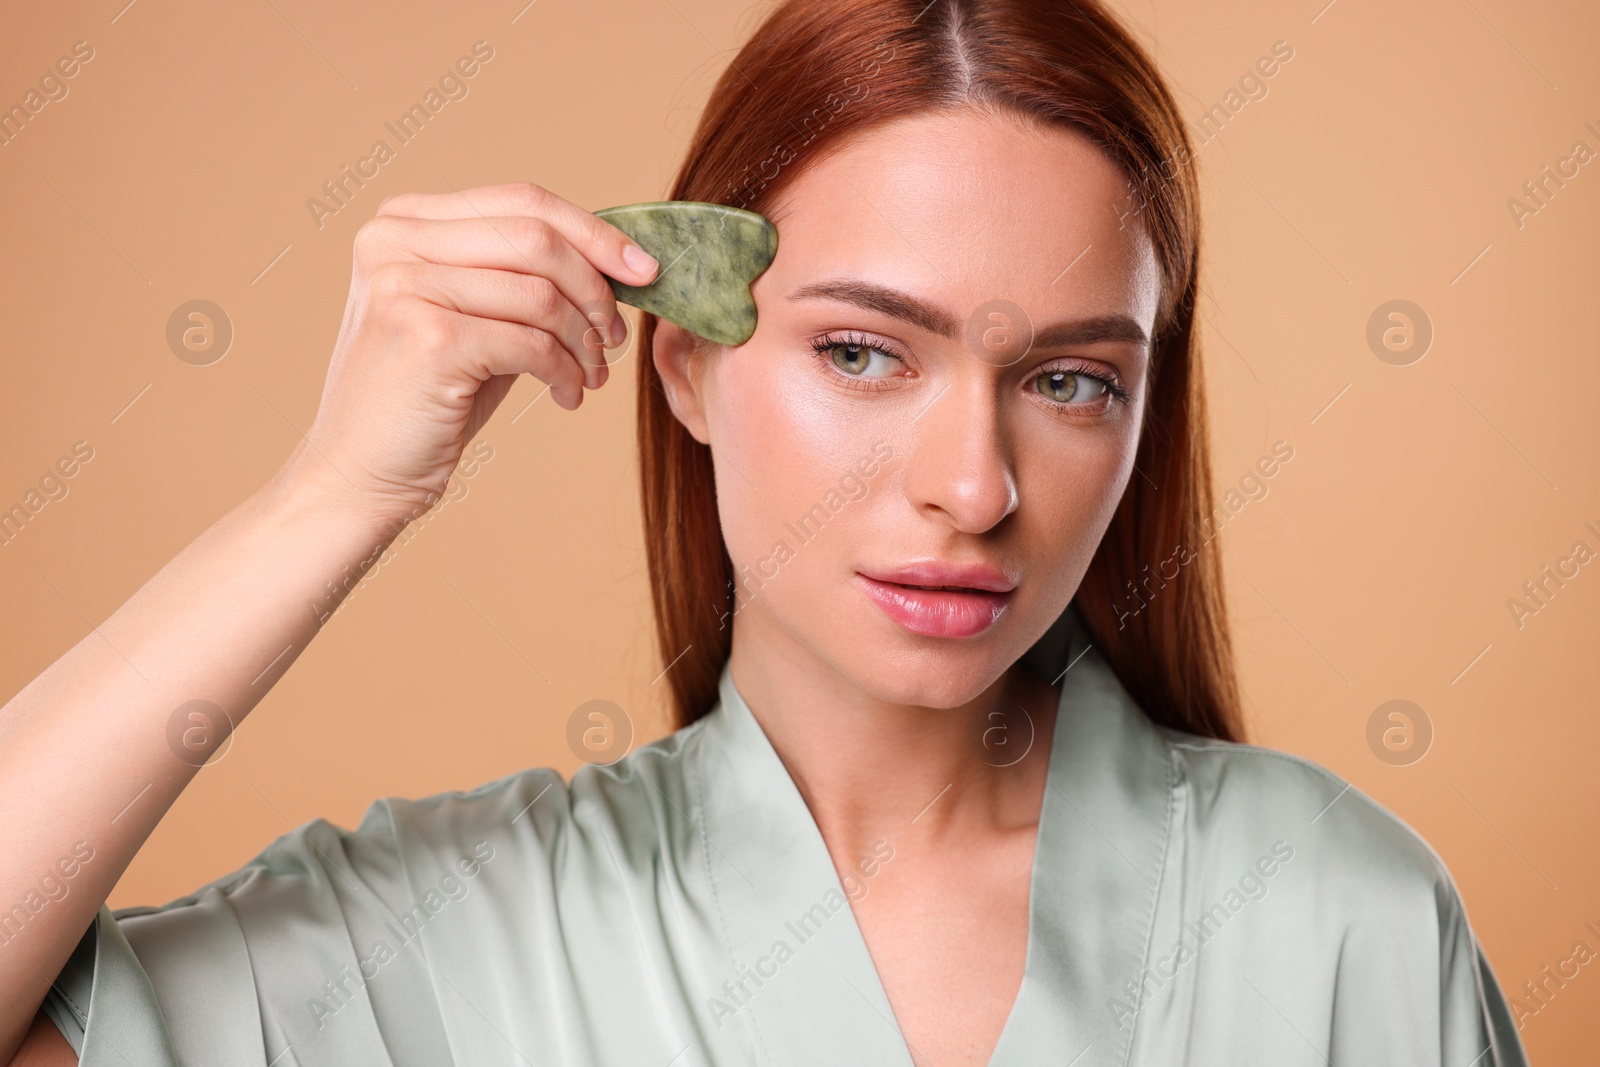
[709,355,823,576]
[713,353,893,604]
[1042,435,1133,567]
[720,347,877,508]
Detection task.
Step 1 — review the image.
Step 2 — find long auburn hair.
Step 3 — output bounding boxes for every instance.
[636,0,1244,741]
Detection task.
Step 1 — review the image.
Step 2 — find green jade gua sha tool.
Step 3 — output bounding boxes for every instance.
[594,202,777,346]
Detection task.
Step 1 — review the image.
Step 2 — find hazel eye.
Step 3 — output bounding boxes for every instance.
[1036,370,1110,405]
[825,340,899,378]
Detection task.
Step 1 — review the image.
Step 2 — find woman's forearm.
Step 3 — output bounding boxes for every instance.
[0,441,409,1059]
[0,182,649,1063]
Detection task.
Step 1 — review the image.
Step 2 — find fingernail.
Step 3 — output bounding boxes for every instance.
[623,243,658,279]
[609,311,628,346]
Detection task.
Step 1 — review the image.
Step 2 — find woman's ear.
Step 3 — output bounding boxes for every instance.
[651,319,713,445]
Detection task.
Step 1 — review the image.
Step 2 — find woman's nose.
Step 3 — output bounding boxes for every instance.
[898,378,1020,534]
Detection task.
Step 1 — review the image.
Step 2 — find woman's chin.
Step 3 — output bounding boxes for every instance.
[819,641,1025,711]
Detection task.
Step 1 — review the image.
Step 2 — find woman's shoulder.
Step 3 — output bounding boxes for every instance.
[1154,724,1462,905]
[349,713,715,862]
[1140,727,1527,1066]
[95,717,718,941]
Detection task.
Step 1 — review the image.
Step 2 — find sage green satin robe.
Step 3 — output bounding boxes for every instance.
[43,607,1528,1065]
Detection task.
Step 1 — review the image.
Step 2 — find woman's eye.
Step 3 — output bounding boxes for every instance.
[813,337,1121,409]
[826,341,899,378]
[1036,370,1109,405]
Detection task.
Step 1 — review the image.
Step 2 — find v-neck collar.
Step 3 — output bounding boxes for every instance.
[688,603,1176,1066]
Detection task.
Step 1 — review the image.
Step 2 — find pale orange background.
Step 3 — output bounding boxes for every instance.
[2,0,1596,1060]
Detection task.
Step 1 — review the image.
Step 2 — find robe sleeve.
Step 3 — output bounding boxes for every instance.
[39,798,459,1067]
[1436,875,1528,1067]
[1325,851,1530,1067]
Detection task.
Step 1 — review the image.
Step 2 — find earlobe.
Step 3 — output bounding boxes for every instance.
[651,319,712,445]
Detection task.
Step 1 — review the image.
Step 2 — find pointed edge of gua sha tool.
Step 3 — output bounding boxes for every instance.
[595,201,778,347]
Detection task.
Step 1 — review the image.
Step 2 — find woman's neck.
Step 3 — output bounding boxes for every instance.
[726,616,1061,866]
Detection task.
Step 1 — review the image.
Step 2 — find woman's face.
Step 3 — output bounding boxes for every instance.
[655,107,1160,706]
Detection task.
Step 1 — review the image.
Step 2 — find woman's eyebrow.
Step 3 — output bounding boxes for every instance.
[787,278,1149,349]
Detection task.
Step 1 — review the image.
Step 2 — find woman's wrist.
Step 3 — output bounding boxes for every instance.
[262,439,422,551]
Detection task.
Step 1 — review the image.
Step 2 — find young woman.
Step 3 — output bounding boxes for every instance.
[1,0,1526,1064]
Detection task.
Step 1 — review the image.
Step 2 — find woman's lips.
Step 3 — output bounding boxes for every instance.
[854,573,1014,638]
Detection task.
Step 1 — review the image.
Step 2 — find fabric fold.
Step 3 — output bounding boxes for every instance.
[39,600,1529,1066]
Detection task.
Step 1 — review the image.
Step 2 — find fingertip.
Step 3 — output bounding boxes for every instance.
[622,243,659,284]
